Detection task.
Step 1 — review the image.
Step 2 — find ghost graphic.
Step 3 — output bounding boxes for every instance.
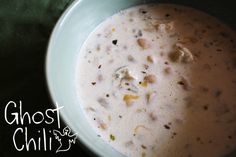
[53,126,77,153]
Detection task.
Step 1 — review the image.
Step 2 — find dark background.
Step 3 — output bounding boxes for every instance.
[0,0,92,156]
[0,0,235,157]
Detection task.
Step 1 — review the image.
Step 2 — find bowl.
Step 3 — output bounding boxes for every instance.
[46,0,236,156]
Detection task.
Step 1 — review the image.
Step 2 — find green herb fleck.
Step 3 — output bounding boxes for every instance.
[110,134,116,141]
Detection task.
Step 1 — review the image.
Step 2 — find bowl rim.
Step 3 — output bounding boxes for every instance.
[45,0,101,156]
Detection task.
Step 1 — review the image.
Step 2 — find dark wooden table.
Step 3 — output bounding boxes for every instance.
[1,0,92,156]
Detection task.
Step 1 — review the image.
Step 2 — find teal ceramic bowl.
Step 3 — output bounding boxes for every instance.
[46,0,235,157]
[46,0,146,156]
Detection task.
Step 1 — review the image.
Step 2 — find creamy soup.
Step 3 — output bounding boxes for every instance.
[76,4,236,157]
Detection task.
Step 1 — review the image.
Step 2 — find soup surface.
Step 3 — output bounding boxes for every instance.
[76,4,236,157]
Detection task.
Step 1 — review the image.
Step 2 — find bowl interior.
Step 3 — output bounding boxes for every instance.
[46,0,236,157]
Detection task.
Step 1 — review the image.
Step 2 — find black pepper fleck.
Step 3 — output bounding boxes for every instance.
[112,39,118,45]
[137,30,142,37]
[214,90,222,97]
[141,10,147,14]
[203,105,208,110]
[165,13,170,17]
[171,132,177,139]
[178,81,185,86]
[164,124,170,129]
[141,145,147,149]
